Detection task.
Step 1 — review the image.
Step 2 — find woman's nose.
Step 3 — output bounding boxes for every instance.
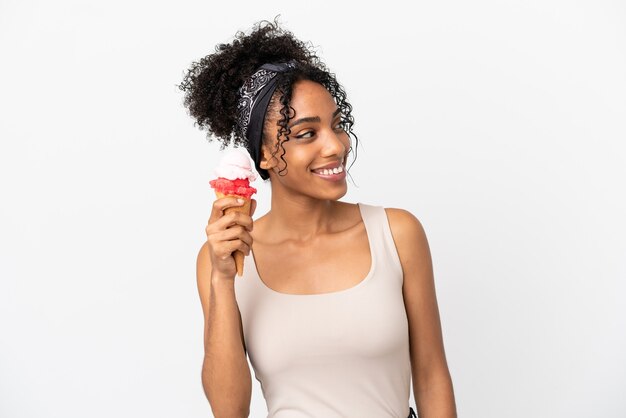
[321,129,348,157]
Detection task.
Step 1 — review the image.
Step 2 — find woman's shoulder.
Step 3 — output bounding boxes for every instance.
[340,201,424,230]
[349,201,426,242]
[383,206,422,227]
[350,203,423,252]
[382,206,429,268]
[354,201,423,228]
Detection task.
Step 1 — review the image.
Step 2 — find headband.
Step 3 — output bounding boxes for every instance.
[235,60,298,178]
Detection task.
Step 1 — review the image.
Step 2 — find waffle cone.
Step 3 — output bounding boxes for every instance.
[215,191,252,277]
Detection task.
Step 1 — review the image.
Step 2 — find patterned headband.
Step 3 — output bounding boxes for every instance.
[235,60,298,179]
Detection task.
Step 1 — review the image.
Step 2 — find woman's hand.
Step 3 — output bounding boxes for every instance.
[205,197,257,280]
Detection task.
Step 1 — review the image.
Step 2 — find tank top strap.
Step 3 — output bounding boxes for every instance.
[357,202,404,278]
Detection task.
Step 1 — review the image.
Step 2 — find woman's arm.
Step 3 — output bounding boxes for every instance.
[197,242,252,418]
[386,208,458,418]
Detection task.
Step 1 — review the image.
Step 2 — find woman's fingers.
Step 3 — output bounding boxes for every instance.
[209,196,245,223]
[210,238,251,259]
[204,195,255,278]
[210,208,254,233]
[210,225,252,249]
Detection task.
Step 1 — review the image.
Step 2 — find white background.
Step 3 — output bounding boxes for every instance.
[1,0,625,417]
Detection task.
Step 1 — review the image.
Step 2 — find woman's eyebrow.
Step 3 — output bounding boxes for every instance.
[288,109,342,129]
[289,116,320,128]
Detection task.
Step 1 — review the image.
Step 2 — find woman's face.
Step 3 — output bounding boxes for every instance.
[261,79,350,200]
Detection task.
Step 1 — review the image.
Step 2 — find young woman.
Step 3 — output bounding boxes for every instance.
[179,18,457,418]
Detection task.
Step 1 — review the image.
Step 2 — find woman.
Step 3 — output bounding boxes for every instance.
[179,18,457,418]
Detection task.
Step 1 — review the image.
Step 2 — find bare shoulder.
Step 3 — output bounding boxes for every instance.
[384,207,428,247]
[383,207,432,278]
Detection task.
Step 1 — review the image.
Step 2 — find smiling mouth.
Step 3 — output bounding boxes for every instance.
[311,165,346,181]
[311,165,344,176]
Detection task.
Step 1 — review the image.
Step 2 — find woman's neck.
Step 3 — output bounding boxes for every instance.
[262,195,341,243]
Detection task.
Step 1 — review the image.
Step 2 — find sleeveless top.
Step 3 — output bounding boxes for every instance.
[234,202,412,418]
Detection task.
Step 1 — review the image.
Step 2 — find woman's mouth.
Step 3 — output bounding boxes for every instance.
[311,165,346,181]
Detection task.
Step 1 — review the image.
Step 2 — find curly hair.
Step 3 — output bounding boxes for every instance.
[177,16,358,181]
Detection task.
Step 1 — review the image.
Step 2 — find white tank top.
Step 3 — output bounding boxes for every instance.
[234,202,412,417]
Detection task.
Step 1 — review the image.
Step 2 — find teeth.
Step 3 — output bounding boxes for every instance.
[313,165,344,175]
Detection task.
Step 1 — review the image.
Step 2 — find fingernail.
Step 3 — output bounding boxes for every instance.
[237,198,244,204]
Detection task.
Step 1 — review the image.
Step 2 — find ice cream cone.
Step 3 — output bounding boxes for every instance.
[215,191,251,276]
[209,149,257,277]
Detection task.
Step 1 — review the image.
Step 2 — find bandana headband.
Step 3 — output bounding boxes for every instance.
[236,60,298,178]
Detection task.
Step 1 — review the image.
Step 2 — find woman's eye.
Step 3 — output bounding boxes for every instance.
[296,131,314,139]
[334,120,346,131]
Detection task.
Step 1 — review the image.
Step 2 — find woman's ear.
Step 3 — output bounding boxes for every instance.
[259,144,278,170]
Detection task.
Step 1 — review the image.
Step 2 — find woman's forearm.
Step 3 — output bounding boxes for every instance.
[414,369,457,418]
[203,275,252,418]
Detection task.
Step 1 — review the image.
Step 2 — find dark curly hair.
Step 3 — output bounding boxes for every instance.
[177,16,358,181]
